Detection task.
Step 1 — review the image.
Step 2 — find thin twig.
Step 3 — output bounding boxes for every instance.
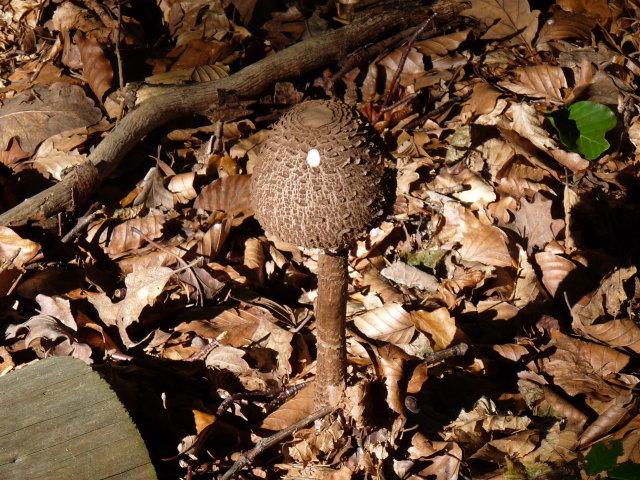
[219,405,335,480]
[373,14,435,124]
[422,342,468,365]
[61,203,102,243]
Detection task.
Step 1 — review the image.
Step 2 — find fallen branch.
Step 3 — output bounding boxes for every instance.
[0,0,464,227]
[219,405,335,480]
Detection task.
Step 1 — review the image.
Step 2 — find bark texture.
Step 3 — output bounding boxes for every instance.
[315,251,349,409]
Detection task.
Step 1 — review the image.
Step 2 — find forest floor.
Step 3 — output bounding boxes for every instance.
[1,1,640,479]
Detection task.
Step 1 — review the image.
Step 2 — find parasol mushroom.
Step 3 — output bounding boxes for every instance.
[251,100,395,408]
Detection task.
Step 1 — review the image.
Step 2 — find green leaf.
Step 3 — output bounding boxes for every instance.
[547,101,617,160]
[608,461,640,480]
[569,101,617,160]
[584,440,624,475]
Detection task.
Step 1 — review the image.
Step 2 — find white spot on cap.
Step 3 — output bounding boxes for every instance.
[306,149,321,167]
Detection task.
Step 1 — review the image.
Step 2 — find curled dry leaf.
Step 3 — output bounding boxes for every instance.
[196,219,232,259]
[543,331,629,397]
[377,344,411,416]
[74,31,113,101]
[133,167,174,210]
[205,344,250,375]
[410,308,456,351]
[87,265,174,347]
[537,8,596,46]
[0,82,102,154]
[579,394,635,447]
[408,433,462,480]
[534,251,576,298]
[168,172,197,204]
[243,237,265,286]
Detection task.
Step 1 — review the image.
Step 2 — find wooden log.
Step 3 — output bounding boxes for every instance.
[0,356,157,480]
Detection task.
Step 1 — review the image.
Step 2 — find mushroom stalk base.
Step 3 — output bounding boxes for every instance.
[314,251,348,409]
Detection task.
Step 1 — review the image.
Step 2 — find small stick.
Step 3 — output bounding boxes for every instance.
[219,405,335,480]
[422,343,468,365]
[373,14,435,124]
[61,203,102,243]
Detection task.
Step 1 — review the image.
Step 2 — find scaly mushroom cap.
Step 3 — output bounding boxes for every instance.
[251,100,394,250]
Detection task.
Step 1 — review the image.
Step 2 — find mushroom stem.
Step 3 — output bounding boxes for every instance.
[314,250,348,408]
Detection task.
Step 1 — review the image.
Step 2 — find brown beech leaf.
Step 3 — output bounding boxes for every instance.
[543,331,629,397]
[195,219,232,259]
[438,204,512,267]
[415,29,471,56]
[380,261,439,292]
[410,308,456,351]
[87,265,174,347]
[168,172,197,204]
[461,0,540,48]
[260,383,314,431]
[518,378,588,428]
[377,344,411,416]
[408,433,462,480]
[557,0,612,23]
[74,32,113,101]
[550,149,590,172]
[0,82,102,154]
[472,431,538,463]
[493,343,530,362]
[508,102,559,152]
[579,394,635,447]
[87,215,166,257]
[133,167,174,210]
[523,427,579,464]
[459,217,512,267]
[205,344,250,375]
[572,266,636,327]
[534,251,576,298]
[463,82,503,117]
[513,193,565,253]
[194,174,253,225]
[537,8,596,45]
[0,137,30,171]
[353,303,415,344]
[501,65,568,103]
[581,319,640,355]
[175,307,260,347]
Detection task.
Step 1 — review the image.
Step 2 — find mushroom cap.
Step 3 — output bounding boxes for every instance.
[251,100,395,250]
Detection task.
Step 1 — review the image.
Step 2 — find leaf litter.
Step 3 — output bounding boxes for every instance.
[1,0,640,479]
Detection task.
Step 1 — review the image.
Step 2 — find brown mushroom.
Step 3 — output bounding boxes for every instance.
[251,100,395,408]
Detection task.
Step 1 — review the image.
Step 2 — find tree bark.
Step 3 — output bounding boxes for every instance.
[314,251,349,409]
[0,2,438,226]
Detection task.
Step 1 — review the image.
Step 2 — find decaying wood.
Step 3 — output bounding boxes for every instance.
[0,356,157,480]
[0,0,464,227]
